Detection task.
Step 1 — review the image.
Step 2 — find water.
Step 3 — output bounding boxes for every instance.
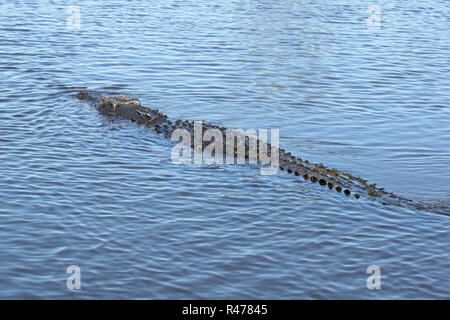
[0,0,448,299]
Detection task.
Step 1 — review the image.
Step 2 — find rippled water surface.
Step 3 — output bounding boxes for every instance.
[0,0,449,299]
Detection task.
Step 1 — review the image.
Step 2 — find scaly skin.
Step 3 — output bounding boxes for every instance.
[76,90,449,216]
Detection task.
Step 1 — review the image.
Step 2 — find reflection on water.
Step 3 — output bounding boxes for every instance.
[0,0,448,299]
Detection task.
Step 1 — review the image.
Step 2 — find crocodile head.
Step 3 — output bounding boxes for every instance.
[98,95,141,115]
[76,89,90,100]
[76,89,102,104]
[77,90,142,117]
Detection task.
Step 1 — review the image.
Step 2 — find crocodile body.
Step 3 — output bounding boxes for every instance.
[76,90,449,216]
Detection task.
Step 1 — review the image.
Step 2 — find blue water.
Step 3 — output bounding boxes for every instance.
[0,0,448,299]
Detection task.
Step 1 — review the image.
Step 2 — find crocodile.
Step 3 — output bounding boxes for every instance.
[76,90,449,216]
